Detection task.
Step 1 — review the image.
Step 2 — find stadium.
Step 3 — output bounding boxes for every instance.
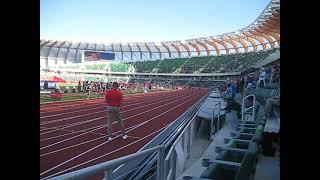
[40,0,280,179]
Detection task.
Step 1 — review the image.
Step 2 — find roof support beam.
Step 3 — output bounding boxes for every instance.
[56,41,66,64]
[261,22,278,29]
[179,42,191,57]
[85,43,90,50]
[128,43,133,60]
[119,43,123,60]
[154,44,162,59]
[205,40,220,55]
[74,42,82,63]
[111,43,114,52]
[188,42,200,56]
[197,40,210,56]
[243,31,266,50]
[145,43,153,59]
[257,25,279,34]
[266,32,280,45]
[228,35,248,53]
[162,43,171,58]
[171,43,181,57]
[40,40,50,50]
[268,16,280,23]
[136,43,143,60]
[261,33,276,48]
[222,37,239,53]
[265,19,279,26]
[212,38,229,54]
[240,35,257,51]
[47,41,58,66]
[250,30,275,48]
[65,43,73,64]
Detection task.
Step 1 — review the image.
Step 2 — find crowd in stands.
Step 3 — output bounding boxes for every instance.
[47,48,277,75]
[221,60,280,118]
[180,56,209,73]
[157,58,187,73]
[124,49,278,74]
[128,60,159,73]
[221,61,280,96]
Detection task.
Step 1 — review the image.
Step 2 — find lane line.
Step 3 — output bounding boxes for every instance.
[40,92,195,135]
[40,92,201,158]
[40,92,187,126]
[40,91,173,111]
[40,93,196,150]
[40,125,168,179]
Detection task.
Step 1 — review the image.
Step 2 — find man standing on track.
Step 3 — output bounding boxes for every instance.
[105,82,127,141]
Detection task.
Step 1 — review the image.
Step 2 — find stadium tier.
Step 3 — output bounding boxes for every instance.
[101,49,277,74]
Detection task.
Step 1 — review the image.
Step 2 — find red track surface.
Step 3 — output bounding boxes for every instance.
[40,89,208,179]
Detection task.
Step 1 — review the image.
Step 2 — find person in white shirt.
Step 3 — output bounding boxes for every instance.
[258,68,266,88]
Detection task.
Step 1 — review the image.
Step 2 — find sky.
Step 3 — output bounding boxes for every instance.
[40,0,270,44]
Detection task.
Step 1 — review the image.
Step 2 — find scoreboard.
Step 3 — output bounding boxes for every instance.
[84,51,115,61]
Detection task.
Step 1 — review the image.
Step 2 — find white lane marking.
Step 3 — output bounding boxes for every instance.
[40,119,148,157]
[40,91,181,119]
[40,92,186,126]
[39,91,195,136]
[40,92,202,158]
[40,93,196,150]
[40,124,106,142]
[40,125,168,179]
[40,91,171,112]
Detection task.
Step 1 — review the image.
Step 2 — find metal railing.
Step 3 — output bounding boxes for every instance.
[164,108,201,180]
[50,145,165,180]
[241,94,256,121]
[164,97,225,180]
[112,92,209,180]
[212,102,222,136]
[49,92,209,180]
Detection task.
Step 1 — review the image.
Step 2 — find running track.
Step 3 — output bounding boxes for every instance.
[40,89,208,179]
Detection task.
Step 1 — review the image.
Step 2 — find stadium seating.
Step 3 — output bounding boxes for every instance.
[129,60,159,73]
[157,58,187,73]
[120,49,278,74]
[180,56,210,73]
[199,140,258,180]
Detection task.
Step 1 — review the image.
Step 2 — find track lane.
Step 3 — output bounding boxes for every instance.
[40,89,208,179]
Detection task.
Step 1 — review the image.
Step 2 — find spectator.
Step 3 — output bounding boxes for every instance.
[224,83,233,112]
[258,68,266,88]
[265,95,280,117]
[239,77,245,94]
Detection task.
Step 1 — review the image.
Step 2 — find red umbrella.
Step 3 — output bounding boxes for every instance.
[52,76,66,83]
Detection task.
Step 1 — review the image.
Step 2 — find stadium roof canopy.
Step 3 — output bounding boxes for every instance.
[40,0,279,63]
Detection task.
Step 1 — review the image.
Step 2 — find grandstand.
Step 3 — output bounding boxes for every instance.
[40,0,280,179]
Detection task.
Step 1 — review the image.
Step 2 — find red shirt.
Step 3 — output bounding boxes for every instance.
[105,88,123,107]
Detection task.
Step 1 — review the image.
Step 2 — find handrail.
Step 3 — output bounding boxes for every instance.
[50,144,165,180]
[241,94,255,121]
[165,107,202,160]
[111,91,209,180]
[211,102,221,138]
[164,91,225,180]
[164,107,203,180]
